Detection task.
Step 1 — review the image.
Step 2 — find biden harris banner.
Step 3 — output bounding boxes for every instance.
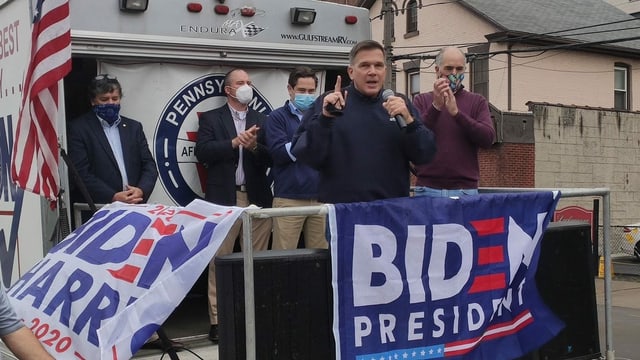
[6,200,242,359]
[329,192,562,360]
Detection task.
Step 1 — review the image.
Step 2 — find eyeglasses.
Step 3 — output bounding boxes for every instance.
[442,66,465,72]
[94,74,117,81]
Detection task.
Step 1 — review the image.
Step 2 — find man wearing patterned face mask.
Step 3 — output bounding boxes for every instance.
[264,66,327,251]
[412,46,496,197]
[195,68,273,343]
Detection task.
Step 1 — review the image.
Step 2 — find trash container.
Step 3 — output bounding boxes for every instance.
[519,221,600,359]
[216,248,334,360]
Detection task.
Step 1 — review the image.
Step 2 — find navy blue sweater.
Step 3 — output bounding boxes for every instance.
[265,101,320,199]
[291,86,436,203]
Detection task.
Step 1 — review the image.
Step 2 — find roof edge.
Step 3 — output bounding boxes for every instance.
[486,31,640,58]
[526,101,640,114]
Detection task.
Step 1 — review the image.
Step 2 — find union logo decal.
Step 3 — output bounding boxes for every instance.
[154,73,272,206]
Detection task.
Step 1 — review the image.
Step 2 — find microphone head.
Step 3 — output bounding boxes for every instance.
[381,89,394,101]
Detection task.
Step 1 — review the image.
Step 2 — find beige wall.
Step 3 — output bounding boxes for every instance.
[492,46,640,111]
[368,1,640,237]
[370,0,640,112]
[606,0,640,14]
[532,104,640,225]
[374,0,496,95]
[370,1,384,42]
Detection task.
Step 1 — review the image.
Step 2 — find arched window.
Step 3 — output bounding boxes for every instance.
[406,0,418,35]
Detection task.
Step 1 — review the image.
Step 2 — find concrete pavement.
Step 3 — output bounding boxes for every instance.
[133,337,218,360]
[595,276,640,310]
[0,278,632,359]
[131,277,639,360]
[595,276,640,360]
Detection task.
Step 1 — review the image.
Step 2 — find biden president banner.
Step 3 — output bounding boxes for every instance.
[6,200,242,359]
[329,192,562,360]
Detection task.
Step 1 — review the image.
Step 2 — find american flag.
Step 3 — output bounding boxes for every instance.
[11,0,72,202]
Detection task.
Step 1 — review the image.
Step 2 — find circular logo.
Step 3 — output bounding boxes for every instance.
[154,74,272,206]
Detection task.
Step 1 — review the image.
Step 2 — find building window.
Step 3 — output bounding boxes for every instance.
[614,64,630,110]
[406,0,418,35]
[468,44,489,100]
[408,71,420,99]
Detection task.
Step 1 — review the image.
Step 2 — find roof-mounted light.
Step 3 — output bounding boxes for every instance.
[345,15,358,24]
[120,0,148,12]
[214,4,229,14]
[240,6,256,17]
[290,7,316,25]
[187,3,202,12]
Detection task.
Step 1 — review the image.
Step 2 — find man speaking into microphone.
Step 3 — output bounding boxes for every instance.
[292,40,436,204]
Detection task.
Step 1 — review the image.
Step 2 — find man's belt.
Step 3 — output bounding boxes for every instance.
[235,184,247,192]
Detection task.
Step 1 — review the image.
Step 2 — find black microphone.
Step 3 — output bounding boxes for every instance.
[381,89,407,129]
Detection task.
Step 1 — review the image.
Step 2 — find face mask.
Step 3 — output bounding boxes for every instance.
[93,103,121,125]
[292,94,316,111]
[233,84,254,104]
[447,73,465,93]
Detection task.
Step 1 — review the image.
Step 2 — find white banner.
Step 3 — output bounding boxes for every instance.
[99,62,291,206]
[7,200,242,359]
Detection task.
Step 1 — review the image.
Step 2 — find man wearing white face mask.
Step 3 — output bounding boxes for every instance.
[195,68,273,343]
[264,67,327,250]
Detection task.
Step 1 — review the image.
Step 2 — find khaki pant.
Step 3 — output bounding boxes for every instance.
[271,197,327,250]
[208,191,272,325]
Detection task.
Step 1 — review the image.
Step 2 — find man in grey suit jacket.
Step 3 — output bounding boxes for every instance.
[195,68,273,343]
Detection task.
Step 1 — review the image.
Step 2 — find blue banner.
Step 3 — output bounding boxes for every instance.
[329,192,562,360]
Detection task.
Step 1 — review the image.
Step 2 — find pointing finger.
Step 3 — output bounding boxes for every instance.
[334,75,342,94]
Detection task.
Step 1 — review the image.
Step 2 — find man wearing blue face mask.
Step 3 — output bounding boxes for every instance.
[412,47,496,197]
[264,67,327,250]
[67,75,181,351]
[68,74,158,208]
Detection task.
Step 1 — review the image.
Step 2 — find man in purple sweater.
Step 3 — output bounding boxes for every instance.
[413,47,496,197]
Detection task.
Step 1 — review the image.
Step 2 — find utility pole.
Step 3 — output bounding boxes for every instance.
[382,0,395,91]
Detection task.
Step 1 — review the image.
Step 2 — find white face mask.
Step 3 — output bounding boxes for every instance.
[233,84,254,104]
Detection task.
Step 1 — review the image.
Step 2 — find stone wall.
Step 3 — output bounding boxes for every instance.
[529,103,640,226]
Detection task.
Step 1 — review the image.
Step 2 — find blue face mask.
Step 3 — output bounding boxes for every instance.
[93,103,121,125]
[292,94,316,111]
[447,73,465,93]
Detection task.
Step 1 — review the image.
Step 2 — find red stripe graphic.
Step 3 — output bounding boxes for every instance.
[151,218,178,235]
[468,273,506,293]
[445,310,534,357]
[477,246,504,265]
[133,239,154,256]
[108,264,141,283]
[470,218,504,236]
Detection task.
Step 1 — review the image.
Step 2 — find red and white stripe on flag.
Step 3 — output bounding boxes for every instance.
[11,0,72,201]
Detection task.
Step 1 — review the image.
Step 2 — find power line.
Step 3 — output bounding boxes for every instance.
[370,0,462,21]
[382,1,640,58]
[490,18,640,44]
[392,34,640,61]
[392,47,639,77]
